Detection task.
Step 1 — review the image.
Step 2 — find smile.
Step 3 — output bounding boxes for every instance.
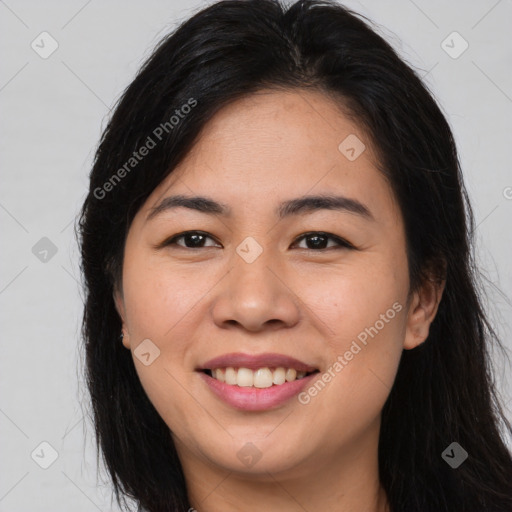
[197,353,320,411]
[203,367,316,388]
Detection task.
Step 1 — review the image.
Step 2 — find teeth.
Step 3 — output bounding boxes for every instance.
[237,368,253,387]
[225,367,237,385]
[273,367,286,385]
[209,366,311,387]
[213,368,225,382]
[285,368,297,382]
[253,368,273,388]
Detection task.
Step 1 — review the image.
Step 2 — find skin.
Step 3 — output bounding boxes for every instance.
[113,89,445,512]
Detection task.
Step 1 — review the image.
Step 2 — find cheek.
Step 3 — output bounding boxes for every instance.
[121,253,213,419]
[299,291,405,447]
[297,256,407,410]
[121,254,207,431]
[303,255,407,346]
[122,252,208,342]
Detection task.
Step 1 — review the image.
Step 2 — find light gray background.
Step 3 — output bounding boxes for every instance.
[1,0,511,510]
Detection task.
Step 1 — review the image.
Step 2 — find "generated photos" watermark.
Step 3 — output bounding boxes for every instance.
[94,97,197,200]
[298,301,403,405]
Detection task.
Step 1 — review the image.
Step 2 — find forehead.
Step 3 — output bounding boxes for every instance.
[181,88,377,175]
[139,89,400,226]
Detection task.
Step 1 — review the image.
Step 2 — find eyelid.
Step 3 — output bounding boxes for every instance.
[157,230,221,249]
[158,230,356,250]
[292,231,356,250]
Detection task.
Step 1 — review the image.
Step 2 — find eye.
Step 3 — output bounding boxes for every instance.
[162,231,221,249]
[291,231,355,251]
[159,230,355,251]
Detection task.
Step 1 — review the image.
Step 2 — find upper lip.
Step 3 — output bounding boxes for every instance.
[198,352,318,372]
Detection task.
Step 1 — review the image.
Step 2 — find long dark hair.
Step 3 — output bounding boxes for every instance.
[76,1,512,510]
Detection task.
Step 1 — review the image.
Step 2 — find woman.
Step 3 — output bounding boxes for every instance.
[77,0,512,510]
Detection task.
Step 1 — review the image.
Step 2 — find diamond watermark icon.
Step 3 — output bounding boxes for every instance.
[237,442,262,468]
[236,236,263,264]
[31,31,59,59]
[134,338,161,366]
[31,441,59,469]
[338,134,366,161]
[441,31,468,59]
[441,442,468,468]
[32,237,58,263]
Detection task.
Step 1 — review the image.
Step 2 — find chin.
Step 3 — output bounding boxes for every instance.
[194,432,314,477]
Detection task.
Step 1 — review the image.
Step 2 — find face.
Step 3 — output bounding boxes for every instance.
[114,89,440,480]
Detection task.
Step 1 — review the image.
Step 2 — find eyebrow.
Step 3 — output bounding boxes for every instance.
[146,193,374,222]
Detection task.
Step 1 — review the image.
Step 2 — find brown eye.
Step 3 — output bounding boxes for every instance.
[164,231,221,249]
[292,231,355,250]
[160,230,355,251]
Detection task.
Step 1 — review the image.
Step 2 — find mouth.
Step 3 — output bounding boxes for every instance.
[200,367,320,388]
[196,353,321,411]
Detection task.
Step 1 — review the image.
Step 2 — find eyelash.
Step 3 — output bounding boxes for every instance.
[160,230,355,251]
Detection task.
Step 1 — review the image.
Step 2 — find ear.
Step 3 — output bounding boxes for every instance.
[403,272,446,350]
[113,287,131,349]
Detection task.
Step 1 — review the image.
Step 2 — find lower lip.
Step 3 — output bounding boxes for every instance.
[198,371,318,411]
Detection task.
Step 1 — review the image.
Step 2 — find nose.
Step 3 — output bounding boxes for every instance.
[210,247,301,333]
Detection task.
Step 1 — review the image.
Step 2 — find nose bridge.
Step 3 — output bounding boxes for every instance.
[211,239,301,331]
[232,239,278,298]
